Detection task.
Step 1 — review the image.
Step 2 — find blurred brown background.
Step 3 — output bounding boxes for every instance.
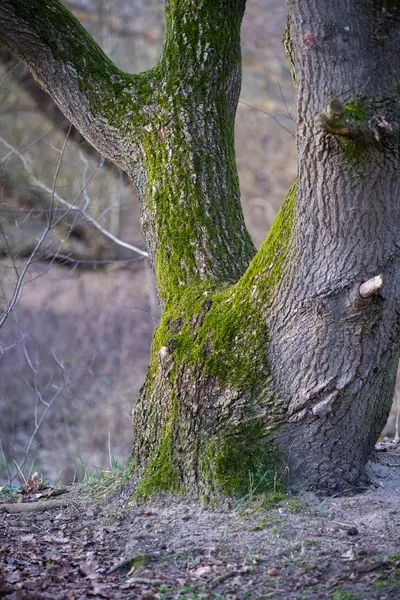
[1,1,394,485]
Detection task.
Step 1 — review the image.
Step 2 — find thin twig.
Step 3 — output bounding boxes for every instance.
[0,135,148,257]
[278,81,293,121]
[0,127,55,166]
[48,253,144,266]
[0,60,21,89]
[0,60,21,88]
[239,99,295,138]
[0,128,72,329]
[0,226,51,329]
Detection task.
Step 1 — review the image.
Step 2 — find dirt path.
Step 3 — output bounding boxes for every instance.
[1,446,400,599]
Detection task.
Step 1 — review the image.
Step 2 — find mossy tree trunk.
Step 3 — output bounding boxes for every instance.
[2,0,400,497]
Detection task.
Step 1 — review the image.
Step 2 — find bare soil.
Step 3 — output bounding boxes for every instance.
[1,442,400,600]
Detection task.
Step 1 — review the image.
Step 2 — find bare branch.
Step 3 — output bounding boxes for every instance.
[0,224,49,329]
[46,254,144,266]
[0,57,20,88]
[0,127,56,167]
[0,128,72,329]
[239,99,295,138]
[0,135,148,257]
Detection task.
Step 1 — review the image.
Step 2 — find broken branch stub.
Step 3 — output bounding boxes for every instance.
[359,275,384,299]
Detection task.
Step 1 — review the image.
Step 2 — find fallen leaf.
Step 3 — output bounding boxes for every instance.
[193,565,212,577]
[341,547,356,561]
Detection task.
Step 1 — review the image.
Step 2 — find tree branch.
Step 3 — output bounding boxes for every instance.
[0,0,140,170]
[0,135,148,258]
[0,48,130,183]
[0,0,255,303]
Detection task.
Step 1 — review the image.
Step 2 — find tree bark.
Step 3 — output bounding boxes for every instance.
[0,47,129,183]
[2,0,400,498]
[269,0,400,490]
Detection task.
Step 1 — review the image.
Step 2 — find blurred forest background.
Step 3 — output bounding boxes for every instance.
[0,0,396,486]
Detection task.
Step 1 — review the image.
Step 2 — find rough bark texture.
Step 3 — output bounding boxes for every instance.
[270,0,400,490]
[2,0,400,498]
[0,0,142,170]
[0,47,130,184]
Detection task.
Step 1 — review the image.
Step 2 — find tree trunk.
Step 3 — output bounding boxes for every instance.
[132,0,400,498]
[2,0,400,498]
[271,0,400,490]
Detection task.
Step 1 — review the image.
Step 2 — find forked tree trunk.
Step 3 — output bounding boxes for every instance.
[1,0,400,498]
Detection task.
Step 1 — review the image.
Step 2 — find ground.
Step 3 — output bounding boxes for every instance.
[2,442,400,600]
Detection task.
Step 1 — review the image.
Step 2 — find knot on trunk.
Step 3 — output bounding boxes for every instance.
[315,98,394,145]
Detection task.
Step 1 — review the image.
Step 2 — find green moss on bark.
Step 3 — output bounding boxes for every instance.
[139,86,255,302]
[132,182,296,500]
[344,100,367,122]
[123,1,296,501]
[315,98,370,164]
[148,180,296,389]
[200,420,285,498]
[132,396,183,500]
[343,101,367,165]
[161,0,244,84]
[239,179,296,291]
[132,0,256,301]
[10,0,155,134]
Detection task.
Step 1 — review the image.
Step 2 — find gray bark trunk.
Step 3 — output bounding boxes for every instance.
[270,0,400,490]
[1,0,400,498]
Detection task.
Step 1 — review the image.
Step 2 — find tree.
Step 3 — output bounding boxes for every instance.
[1,0,399,499]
